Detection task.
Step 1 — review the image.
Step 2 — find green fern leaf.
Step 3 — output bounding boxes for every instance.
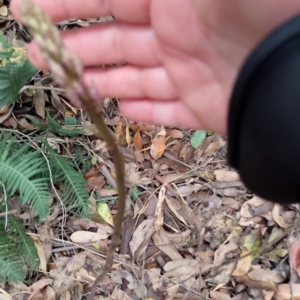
[0,58,37,106]
[0,134,52,220]
[8,216,39,270]
[0,32,37,106]
[43,141,90,217]
[0,215,35,282]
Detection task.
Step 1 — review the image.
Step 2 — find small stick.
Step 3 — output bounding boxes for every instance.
[20,2,126,299]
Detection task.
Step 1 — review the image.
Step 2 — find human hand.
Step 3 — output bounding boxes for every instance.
[11,0,300,134]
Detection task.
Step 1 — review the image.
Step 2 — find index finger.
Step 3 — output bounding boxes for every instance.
[10,0,150,24]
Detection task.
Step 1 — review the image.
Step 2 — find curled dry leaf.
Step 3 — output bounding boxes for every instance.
[248,267,285,283]
[110,286,133,300]
[210,291,231,300]
[272,204,292,229]
[129,218,155,261]
[70,231,109,243]
[168,129,183,139]
[133,131,143,151]
[214,168,240,182]
[165,195,188,226]
[30,235,47,275]
[163,229,191,245]
[34,82,45,118]
[0,104,13,124]
[289,239,300,276]
[28,279,53,300]
[152,229,182,260]
[150,126,166,159]
[154,186,166,232]
[232,248,251,277]
[235,274,277,291]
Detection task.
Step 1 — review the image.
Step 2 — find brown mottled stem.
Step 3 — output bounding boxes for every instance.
[20,2,126,299]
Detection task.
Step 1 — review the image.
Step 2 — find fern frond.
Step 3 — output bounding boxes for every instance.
[8,216,39,270]
[0,212,39,282]
[0,133,52,220]
[43,141,90,217]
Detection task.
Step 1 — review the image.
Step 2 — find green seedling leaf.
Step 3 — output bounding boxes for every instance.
[92,244,100,250]
[64,114,78,126]
[190,130,206,149]
[97,202,114,227]
[91,154,98,166]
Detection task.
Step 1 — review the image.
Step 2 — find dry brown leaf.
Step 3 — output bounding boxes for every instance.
[235,274,277,291]
[111,286,133,300]
[210,291,231,300]
[214,242,239,265]
[163,259,211,282]
[0,104,13,124]
[70,231,108,243]
[248,267,285,283]
[96,188,118,197]
[289,239,300,276]
[60,96,77,114]
[222,198,241,210]
[214,169,240,182]
[69,217,113,235]
[17,117,36,130]
[164,229,191,245]
[152,229,182,260]
[125,125,131,145]
[133,131,143,151]
[168,129,183,139]
[239,195,268,226]
[197,136,226,160]
[51,253,86,296]
[167,194,193,226]
[42,286,55,300]
[129,218,155,261]
[150,126,166,159]
[272,204,291,229]
[51,89,67,115]
[232,248,251,277]
[28,279,53,300]
[35,83,45,118]
[165,195,188,226]
[277,284,300,300]
[115,121,128,146]
[86,175,106,192]
[30,236,47,275]
[155,186,165,232]
[172,183,202,198]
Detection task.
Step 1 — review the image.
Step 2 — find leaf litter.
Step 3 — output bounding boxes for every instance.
[0,3,300,300]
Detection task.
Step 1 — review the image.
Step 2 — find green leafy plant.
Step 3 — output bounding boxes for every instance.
[0,131,90,282]
[0,212,39,282]
[0,31,37,106]
[190,130,207,149]
[28,110,84,137]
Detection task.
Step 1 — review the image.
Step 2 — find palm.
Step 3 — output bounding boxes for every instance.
[11,0,300,134]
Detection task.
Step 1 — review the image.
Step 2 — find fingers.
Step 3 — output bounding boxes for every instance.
[83,66,177,100]
[27,23,162,69]
[10,0,150,24]
[120,99,203,129]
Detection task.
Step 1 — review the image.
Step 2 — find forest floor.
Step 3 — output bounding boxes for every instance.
[0,2,299,300]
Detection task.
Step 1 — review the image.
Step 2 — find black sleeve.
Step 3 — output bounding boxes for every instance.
[227,15,300,203]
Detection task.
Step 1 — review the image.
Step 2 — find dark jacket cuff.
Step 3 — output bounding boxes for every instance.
[227,15,300,203]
